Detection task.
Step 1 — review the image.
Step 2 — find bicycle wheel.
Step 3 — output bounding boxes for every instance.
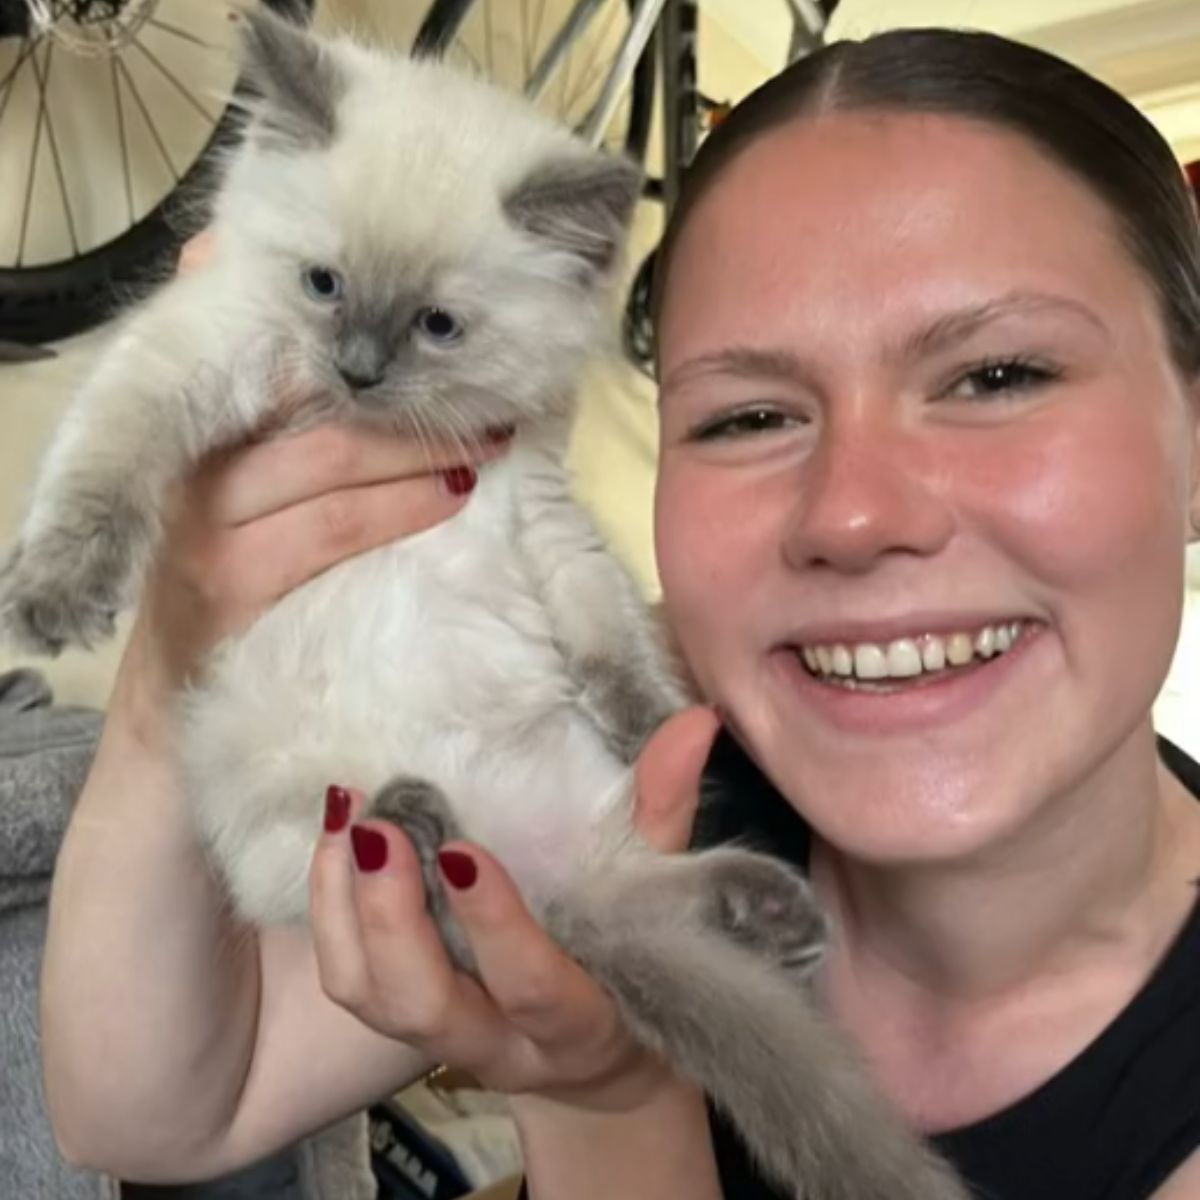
[414,0,655,167]
[0,0,314,347]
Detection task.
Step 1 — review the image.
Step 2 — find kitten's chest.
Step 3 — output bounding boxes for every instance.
[190,455,632,896]
[256,464,564,718]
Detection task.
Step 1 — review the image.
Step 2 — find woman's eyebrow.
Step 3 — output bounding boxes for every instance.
[661,290,1109,394]
[661,346,818,393]
[892,290,1110,361]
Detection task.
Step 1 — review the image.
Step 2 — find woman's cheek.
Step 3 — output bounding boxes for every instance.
[972,404,1184,596]
[656,459,777,673]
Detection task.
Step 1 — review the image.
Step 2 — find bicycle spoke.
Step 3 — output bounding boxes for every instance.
[483,0,493,77]
[565,0,620,120]
[452,35,482,76]
[0,36,35,101]
[531,0,548,63]
[111,53,135,227]
[17,44,48,267]
[132,33,220,125]
[116,53,179,182]
[32,41,79,258]
[525,0,602,104]
[520,0,530,79]
[146,15,219,52]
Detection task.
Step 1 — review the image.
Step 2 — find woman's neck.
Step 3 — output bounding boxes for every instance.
[811,724,1200,1127]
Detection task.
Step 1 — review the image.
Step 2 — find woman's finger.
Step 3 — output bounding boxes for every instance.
[338,819,519,1070]
[434,842,621,1057]
[177,230,216,273]
[214,472,474,606]
[633,706,720,854]
[309,786,373,1009]
[202,423,509,527]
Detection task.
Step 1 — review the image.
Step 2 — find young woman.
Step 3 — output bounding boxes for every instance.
[40,27,1200,1200]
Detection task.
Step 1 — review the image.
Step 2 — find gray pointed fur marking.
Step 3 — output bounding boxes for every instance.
[239,4,343,149]
[504,153,643,275]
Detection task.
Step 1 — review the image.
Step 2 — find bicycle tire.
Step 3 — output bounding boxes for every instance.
[414,0,655,168]
[0,0,315,348]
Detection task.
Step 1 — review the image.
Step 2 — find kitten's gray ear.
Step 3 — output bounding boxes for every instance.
[238,3,344,149]
[504,153,643,278]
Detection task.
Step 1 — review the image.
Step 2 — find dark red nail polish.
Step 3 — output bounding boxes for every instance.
[324,785,351,833]
[442,466,476,496]
[351,826,388,872]
[438,849,477,890]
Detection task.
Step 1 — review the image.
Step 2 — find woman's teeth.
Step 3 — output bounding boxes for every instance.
[799,621,1025,684]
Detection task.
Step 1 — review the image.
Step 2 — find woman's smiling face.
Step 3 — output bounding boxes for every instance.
[654,110,1200,862]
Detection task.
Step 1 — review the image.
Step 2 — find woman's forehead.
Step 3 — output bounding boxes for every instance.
[657,110,1150,358]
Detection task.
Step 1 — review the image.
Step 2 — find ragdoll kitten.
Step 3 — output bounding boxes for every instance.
[0,10,966,1199]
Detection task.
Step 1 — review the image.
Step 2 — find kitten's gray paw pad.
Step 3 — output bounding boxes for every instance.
[368,777,476,974]
[368,777,464,867]
[708,856,828,975]
[0,543,120,655]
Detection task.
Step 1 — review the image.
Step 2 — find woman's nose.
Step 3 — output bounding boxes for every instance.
[782,420,955,574]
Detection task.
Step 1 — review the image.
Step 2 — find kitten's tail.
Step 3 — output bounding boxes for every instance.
[545,897,969,1200]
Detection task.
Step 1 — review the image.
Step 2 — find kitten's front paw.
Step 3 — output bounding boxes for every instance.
[0,537,124,655]
[369,776,464,867]
[368,777,474,972]
[705,852,828,978]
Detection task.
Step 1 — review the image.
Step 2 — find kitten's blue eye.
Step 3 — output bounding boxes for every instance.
[302,266,344,302]
[414,307,463,343]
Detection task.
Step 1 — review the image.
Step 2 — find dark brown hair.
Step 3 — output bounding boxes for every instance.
[653,27,1200,375]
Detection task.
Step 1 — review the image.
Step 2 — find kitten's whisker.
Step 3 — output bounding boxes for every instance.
[407,406,439,474]
[441,408,478,464]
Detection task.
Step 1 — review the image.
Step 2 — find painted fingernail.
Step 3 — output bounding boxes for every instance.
[351,826,388,872]
[324,785,351,833]
[442,467,476,496]
[438,849,478,890]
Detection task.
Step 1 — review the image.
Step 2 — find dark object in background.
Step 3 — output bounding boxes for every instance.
[369,1099,474,1200]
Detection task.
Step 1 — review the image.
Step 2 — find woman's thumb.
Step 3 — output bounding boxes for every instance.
[633,706,721,853]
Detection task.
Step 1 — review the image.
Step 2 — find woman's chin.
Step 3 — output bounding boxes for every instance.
[755,736,1030,869]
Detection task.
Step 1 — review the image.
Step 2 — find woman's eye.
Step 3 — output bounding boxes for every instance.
[302,266,344,302]
[413,307,464,343]
[691,408,795,441]
[949,358,1058,400]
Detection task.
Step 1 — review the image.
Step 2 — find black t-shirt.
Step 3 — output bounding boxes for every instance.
[693,732,1200,1200]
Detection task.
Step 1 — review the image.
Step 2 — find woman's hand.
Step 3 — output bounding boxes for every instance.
[133,425,507,689]
[309,706,720,1112]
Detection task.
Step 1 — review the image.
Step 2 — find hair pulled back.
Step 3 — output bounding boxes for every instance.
[653,28,1200,376]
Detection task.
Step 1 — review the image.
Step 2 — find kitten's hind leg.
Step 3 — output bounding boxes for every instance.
[366,776,475,972]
